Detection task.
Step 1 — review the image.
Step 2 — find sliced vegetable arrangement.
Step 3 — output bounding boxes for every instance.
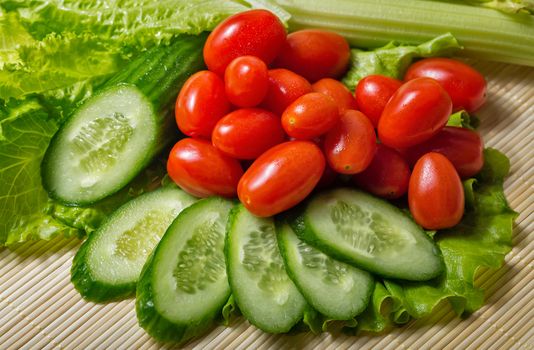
[0,1,523,347]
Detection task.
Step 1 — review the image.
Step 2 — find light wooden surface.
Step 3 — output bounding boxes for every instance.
[0,61,532,350]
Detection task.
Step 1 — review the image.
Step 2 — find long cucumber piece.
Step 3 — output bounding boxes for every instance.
[290,188,444,281]
[136,197,233,344]
[42,34,206,205]
[71,186,196,302]
[226,205,307,333]
[277,221,373,320]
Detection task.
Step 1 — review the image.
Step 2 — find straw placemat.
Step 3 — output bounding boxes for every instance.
[0,61,532,350]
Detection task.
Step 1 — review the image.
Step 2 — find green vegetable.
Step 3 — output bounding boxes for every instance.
[136,197,234,343]
[71,186,196,302]
[274,0,534,67]
[460,0,534,14]
[447,110,479,129]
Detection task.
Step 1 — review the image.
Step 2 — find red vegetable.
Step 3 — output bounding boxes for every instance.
[224,56,269,107]
[312,78,357,114]
[408,152,464,229]
[355,75,402,128]
[261,68,313,115]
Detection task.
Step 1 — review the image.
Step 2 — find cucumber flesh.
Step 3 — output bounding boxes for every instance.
[226,205,306,333]
[136,197,233,343]
[277,221,373,320]
[71,186,196,302]
[291,188,444,281]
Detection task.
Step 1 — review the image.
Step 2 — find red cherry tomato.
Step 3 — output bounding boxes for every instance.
[212,108,286,159]
[261,68,312,115]
[175,71,230,138]
[203,9,286,76]
[167,138,243,198]
[323,110,377,174]
[274,29,350,82]
[224,56,269,107]
[312,78,357,114]
[352,144,410,199]
[238,141,325,217]
[401,126,484,178]
[378,77,452,149]
[355,75,402,128]
[405,58,487,113]
[282,92,339,139]
[408,152,464,229]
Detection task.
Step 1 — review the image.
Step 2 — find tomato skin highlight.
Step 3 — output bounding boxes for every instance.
[167,138,244,198]
[175,70,230,138]
[274,29,350,82]
[224,56,269,108]
[378,77,452,149]
[312,78,357,114]
[261,68,313,115]
[355,75,402,128]
[212,108,286,159]
[352,144,410,199]
[401,126,484,178]
[282,92,339,140]
[203,9,286,76]
[405,58,487,113]
[238,141,325,217]
[408,152,465,230]
[323,110,377,174]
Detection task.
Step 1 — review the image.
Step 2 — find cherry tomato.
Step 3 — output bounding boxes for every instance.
[203,9,286,76]
[408,152,464,230]
[238,141,325,217]
[274,29,350,82]
[355,75,402,128]
[224,56,269,107]
[378,77,452,149]
[312,78,357,114]
[167,138,243,198]
[175,71,230,138]
[261,68,312,115]
[282,92,339,139]
[401,126,484,178]
[405,58,487,113]
[212,108,286,159]
[323,110,377,174]
[352,144,410,199]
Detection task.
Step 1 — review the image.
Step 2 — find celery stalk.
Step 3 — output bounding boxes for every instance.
[275,0,534,66]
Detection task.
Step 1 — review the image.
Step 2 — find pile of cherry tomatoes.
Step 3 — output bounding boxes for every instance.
[167,9,486,230]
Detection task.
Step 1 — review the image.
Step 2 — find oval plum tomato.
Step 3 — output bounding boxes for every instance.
[274,29,350,82]
[353,144,410,199]
[312,78,357,114]
[355,75,402,128]
[323,110,376,174]
[167,138,243,198]
[378,77,452,149]
[238,141,325,217]
[212,108,286,159]
[282,92,339,139]
[262,68,312,115]
[401,126,484,178]
[175,70,230,138]
[203,9,286,76]
[404,58,487,113]
[224,56,269,107]
[408,152,464,230]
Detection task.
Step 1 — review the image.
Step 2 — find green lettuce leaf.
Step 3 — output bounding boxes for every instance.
[447,110,480,129]
[343,33,461,88]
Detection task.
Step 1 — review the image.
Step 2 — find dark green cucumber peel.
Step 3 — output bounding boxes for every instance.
[276,220,374,321]
[289,188,445,281]
[225,205,307,333]
[136,197,233,344]
[42,34,206,206]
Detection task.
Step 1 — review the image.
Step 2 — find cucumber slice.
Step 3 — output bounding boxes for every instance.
[226,205,306,333]
[291,188,444,281]
[277,221,374,320]
[71,186,196,302]
[136,197,233,343]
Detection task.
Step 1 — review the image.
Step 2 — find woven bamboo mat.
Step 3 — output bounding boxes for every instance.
[0,61,532,350]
